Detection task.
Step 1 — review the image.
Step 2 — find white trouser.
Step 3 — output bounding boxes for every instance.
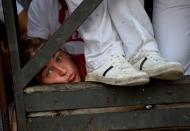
[66,0,125,71]
[108,0,158,60]
[153,0,190,75]
[66,0,158,71]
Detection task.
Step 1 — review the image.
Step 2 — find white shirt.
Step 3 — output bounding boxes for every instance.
[28,0,84,55]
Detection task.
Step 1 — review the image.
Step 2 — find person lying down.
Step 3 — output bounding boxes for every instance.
[36,49,86,84]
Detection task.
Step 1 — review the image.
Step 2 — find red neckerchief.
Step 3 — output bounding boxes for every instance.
[58,0,68,24]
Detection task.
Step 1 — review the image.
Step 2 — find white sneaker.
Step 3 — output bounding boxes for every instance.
[129,51,184,80]
[86,55,149,86]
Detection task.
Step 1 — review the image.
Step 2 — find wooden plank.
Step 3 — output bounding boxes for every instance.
[2,0,20,72]
[2,0,27,130]
[27,104,190,118]
[0,42,10,131]
[26,108,190,131]
[24,77,190,112]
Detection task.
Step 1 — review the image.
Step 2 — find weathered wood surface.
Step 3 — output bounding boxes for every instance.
[27,107,190,131]
[0,42,10,131]
[24,76,190,130]
[24,76,190,112]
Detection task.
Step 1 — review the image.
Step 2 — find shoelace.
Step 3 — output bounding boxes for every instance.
[129,50,164,65]
[109,55,134,72]
[109,55,125,64]
[144,52,166,64]
[129,50,146,64]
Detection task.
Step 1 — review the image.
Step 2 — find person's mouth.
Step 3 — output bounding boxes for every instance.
[68,73,76,82]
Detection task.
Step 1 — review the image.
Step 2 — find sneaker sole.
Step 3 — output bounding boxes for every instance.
[145,64,183,80]
[85,74,149,86]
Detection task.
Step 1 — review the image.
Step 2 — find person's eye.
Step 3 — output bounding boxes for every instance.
[55,54,63,63]
[46,68,54,77]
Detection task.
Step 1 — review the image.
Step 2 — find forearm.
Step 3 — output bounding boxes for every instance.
[18,9,27,38]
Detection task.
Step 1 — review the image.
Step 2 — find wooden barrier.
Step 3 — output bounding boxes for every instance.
[2,0,190,130]
[24,77,190,130]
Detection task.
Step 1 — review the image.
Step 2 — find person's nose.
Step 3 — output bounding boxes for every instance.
[53,63,67,76]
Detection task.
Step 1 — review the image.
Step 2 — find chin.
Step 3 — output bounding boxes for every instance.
[73,78,80,83]
[74,76,81,82]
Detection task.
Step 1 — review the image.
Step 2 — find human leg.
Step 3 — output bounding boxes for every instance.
[65,0,149,86]
[153,0,190,75]
[108,0,183,80]
[66,0,123,70]
[108,0,158,59]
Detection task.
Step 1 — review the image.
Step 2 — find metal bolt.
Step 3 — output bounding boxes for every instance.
[145,105,153,110]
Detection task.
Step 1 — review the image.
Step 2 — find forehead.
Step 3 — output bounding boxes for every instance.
[50,51,72,64]
[53,49,69,57]
[40,50,71,71]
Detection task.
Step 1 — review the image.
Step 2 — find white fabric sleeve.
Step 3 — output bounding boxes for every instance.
[27,0,50,39]
[16,1,23,14]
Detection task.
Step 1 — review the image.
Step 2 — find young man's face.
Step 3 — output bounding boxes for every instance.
[39,50,81,84]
